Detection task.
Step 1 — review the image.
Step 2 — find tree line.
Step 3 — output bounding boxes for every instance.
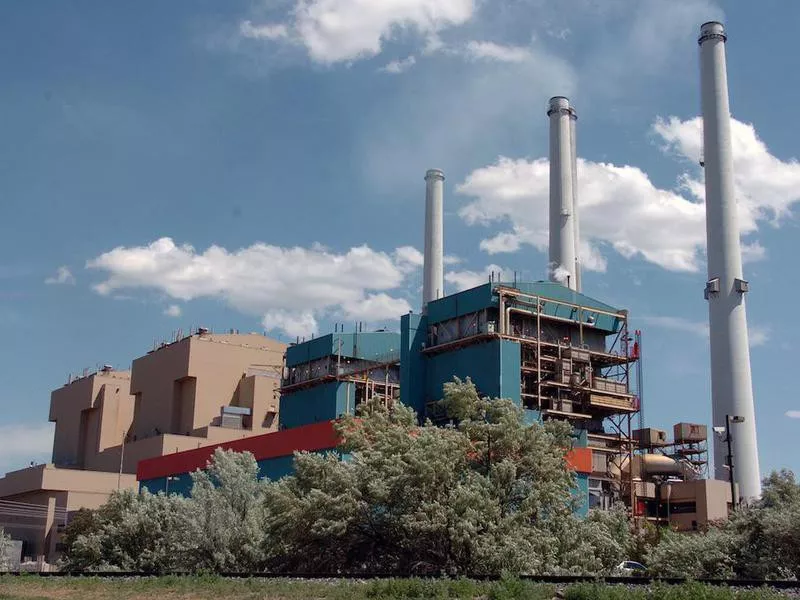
[52,378,800,578]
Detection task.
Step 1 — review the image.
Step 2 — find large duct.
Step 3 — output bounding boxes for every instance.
[698,22,761,501]
[423,168,445,312]
[547,96,579,291]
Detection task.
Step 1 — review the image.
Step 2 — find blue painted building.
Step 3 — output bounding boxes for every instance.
[278,281,639,514]
[140,281,639,516]
[280,331,402,429]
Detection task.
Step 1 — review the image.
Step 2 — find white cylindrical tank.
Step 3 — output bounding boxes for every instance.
[699,21,761,501]
[547,97,578,290]
[423,169,445,311]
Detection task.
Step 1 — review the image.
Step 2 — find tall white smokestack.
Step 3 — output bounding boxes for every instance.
[699,21,761,501]
[423,168,444,311]
[569,105,581,292]
[547,96,578,290]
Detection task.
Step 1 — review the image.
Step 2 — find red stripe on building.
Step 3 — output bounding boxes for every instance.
[565,447,592,475]
[136,420,340,481]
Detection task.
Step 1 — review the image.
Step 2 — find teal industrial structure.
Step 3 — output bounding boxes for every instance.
[268,279,639,515]
[139,279,639,517]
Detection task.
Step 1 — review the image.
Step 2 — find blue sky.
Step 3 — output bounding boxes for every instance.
[2,0,799,477]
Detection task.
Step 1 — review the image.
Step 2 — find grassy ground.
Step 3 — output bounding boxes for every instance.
[0,575,792,600]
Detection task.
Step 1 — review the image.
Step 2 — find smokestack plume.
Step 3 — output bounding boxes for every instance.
[699,21,761,501]
[423,168,445,312]
[547,96,579,290]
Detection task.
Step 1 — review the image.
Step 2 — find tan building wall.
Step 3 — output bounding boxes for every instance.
[49,369,134,469]
[130,332,284,442]
[668,479,731,530]
[2,331,286,563]
[0,464,137,561]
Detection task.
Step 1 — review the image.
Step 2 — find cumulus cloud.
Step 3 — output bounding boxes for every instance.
[654,116,800,231]
[239,20,289,40]
[87,238,420,337]
[786,411,800,419]
[379,55,416,74]
[458,117,800,273]
[45,266,76,285]
[393,246,424,271]
[445,263,505,292]
[163,304,182,318]
[0,423,54,476]
[463,41,531,63]
[241,0,474,64]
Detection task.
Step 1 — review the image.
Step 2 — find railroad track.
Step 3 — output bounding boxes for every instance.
[4,571,800,590]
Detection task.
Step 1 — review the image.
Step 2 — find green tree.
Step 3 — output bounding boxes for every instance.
[646,470,800,580]
[65,489,188,573]
[180,448,268,571]
[264,377,591,575]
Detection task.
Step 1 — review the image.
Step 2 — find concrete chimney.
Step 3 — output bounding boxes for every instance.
[699,21,761,501]
[547,97,578,290]
[570,104,581,292]
[423,169,445,311]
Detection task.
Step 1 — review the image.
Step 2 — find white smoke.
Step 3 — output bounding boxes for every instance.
[549,264,572,285]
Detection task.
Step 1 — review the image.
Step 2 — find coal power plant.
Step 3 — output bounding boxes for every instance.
[0,21,764,564]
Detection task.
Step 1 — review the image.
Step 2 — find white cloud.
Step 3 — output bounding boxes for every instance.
[748,325,770,348]
[239,20,289,40]
[242,0,474,64]
[463,41,531,63]
[0,423,54,476]
[786,411,800,420]
[164,304,182,318]
[458,117,800,273]
[379,55,416,74]
[393,246,424,271]
[655,116,800,231]
[87,238,418,337]
[262,310,318,339]
[639,316,770,348]
[458,155,704,272]
[445,263,505,292]
[45,266,76,285]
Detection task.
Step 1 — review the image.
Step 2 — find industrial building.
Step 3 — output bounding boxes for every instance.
[0,330,286,562]
[2,19,757,566]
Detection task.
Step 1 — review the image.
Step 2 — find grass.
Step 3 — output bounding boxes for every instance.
[0,576,791,600]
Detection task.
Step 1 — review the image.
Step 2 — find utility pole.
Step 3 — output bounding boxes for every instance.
[725,414,744,510]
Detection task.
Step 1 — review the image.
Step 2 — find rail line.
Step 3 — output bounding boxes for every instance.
[3,572,799,590]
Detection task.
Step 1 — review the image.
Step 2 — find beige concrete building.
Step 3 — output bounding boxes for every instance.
[49,367,134,470]
[666,479,732,531]
[0,330,287,563]
[0,465,137,560]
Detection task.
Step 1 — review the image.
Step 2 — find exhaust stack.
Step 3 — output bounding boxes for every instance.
[423,169,445,312]
[698,21,761,501]
[547,96,579,291]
